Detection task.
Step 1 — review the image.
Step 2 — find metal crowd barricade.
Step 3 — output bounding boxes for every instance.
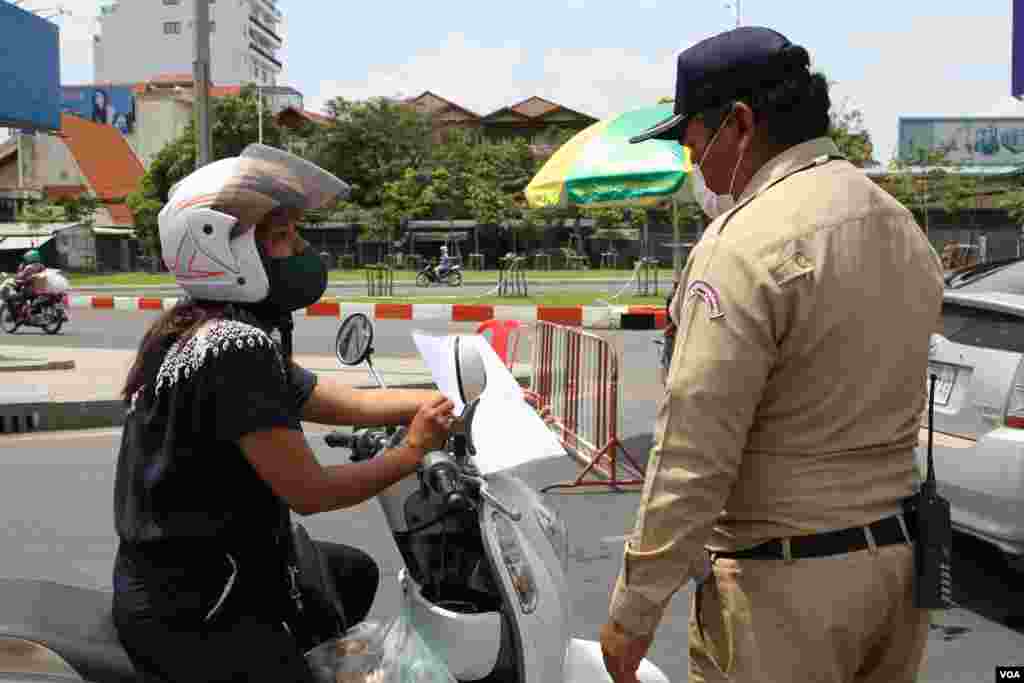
[635,257,660,297]
[498,256,528,297]
[531,321,646,492]
[365,264,394,297]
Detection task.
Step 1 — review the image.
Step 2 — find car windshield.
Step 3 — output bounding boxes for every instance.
[941,302,1024,353]
[947,258,1024,293]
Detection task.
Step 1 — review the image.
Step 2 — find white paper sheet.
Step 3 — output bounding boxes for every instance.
[411,330,566,474]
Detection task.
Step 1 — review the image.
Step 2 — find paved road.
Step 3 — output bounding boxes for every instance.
[2,429,1022,681]
[0,310,665,445]
[0,429,692,681]
[3,312,1023,679]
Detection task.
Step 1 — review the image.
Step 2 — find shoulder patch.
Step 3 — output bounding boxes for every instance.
[154,319,283,395]
[685,280,725,320]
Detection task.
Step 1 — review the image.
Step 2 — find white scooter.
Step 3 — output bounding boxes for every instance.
[0,313,669,683]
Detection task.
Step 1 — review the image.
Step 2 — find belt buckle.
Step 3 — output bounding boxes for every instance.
[781,538,795,564]
[863,524,879,555]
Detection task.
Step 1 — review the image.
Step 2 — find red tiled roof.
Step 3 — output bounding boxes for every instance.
[276,106,332,127]
[302,109,332,124]
[44,185,90,201]
[59,114,145,226]
[210,85,243,97]
[149,73,195,85]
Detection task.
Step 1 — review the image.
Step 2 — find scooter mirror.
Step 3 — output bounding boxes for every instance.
[335,313,374,366]
[454,336,487,405]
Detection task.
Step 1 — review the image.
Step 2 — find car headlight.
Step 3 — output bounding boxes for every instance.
[535,504,569,574]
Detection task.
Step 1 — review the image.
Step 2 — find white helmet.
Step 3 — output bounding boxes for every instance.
[158,144,349,303]
[440,245,448,255]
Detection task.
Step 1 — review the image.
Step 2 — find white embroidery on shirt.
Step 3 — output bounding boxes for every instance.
[154,319,285,396]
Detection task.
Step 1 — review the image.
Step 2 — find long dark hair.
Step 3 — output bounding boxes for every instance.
[121,300,233,404]
[120,204,303,405]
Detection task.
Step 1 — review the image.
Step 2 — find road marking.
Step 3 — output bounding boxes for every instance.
[0,428,124,443]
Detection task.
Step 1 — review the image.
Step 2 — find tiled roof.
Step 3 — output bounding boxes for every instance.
[406,91,482,120]
[510,96,560,118]
[302,109,332,124]
[44,185,90,201]
[481,96,596,123]
[276,106,332,127]
[59,114,145,227]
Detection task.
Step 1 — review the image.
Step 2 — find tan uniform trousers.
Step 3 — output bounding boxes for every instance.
[689,543,928,683]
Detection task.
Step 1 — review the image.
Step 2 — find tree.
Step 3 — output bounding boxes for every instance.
[19,193,101,227]
[310,97,434,207]
[828,96,875,167]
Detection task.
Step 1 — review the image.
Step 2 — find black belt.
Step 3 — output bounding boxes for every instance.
[711,514,913,561]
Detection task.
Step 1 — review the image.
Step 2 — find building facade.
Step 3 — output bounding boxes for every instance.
[93,0,284,87]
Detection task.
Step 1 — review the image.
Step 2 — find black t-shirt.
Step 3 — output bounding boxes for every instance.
[114,318,318,556]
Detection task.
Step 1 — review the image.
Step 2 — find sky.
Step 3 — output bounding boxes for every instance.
[18,0,1024,165]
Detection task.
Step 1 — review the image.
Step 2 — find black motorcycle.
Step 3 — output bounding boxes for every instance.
[0,277,68,335]
[416,262,463,287]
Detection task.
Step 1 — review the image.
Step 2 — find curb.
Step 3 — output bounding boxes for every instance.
[0,375,533,435]
[0,359,76,372]
[66,296,669,331]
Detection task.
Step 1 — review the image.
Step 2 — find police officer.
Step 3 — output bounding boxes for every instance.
[600,27,943,683]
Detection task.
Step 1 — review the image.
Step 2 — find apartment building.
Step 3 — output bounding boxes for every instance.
[93,0,285,87]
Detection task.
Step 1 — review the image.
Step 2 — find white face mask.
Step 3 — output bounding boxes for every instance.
[690,111,745,220]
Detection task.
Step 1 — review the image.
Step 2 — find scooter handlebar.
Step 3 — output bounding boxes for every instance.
[324,431,355,449]
[425,457,470,511]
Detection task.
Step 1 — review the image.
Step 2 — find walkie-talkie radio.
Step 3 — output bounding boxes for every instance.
[906,373,954,609]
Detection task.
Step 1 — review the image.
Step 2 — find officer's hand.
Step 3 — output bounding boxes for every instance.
[407,394,455,452]
[600,619,652,683]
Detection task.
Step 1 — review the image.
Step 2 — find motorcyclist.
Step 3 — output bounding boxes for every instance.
[111,145,456,683]
[435,245,453,280]
[12,250,46,316]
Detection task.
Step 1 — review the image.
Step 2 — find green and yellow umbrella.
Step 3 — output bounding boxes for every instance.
[525,103,692,209]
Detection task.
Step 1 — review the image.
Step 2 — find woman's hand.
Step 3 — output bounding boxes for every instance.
[406,393,456,452]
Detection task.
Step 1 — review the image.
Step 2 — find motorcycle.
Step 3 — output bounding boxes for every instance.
[0,271,70,336]
[417,263,463,288]
[0,312,669,683]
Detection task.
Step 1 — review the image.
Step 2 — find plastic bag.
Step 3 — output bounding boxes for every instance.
[305,606,456,683]
[40,269,70,294]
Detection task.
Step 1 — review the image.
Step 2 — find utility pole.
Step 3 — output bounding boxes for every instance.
[193,0,212,167]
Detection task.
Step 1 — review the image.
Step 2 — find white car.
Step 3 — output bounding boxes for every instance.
[921,289,1024,571]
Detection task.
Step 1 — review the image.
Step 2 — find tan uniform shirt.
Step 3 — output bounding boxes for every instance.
[609,137,944,637]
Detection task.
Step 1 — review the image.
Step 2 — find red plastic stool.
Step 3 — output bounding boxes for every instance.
[476,318,523,371]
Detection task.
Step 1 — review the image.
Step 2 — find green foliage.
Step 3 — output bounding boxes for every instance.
[18,193,101,226]
[311,96,434,206]
[828,96,875,166]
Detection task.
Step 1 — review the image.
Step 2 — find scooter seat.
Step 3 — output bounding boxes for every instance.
[0,578,146,683]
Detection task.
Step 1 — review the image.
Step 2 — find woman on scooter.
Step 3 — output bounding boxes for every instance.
[111,145,456,683]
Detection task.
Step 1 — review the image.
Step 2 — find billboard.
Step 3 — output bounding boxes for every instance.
[898,117,1024,166]
[0,1,60,131]
[61,85,136,135]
